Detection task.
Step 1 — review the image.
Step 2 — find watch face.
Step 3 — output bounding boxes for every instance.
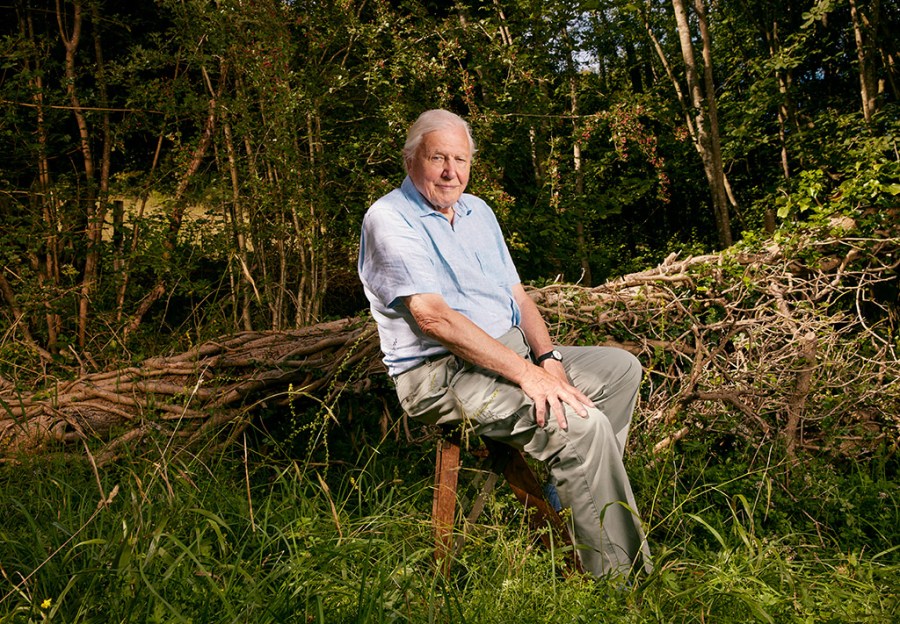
[552,350,562,360]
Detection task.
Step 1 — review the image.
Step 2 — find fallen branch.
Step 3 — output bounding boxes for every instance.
[1,234,897,461]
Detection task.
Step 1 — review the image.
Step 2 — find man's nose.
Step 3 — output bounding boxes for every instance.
[442,160,457,178]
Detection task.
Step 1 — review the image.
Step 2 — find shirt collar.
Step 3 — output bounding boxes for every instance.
[401,176,472,219]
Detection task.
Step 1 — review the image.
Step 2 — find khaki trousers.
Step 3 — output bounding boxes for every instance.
[394,327,652,578]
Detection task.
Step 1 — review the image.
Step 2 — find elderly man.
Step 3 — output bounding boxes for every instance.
[358,109,651,578]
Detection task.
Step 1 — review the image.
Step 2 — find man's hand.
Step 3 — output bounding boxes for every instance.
[518,360,594,431]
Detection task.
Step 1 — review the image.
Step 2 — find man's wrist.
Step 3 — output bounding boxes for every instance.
[535,349,563,365]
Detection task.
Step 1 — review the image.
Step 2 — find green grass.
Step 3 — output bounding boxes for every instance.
[0,427,897,623]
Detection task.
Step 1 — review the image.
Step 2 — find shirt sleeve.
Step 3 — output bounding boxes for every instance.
[358,203,442,309]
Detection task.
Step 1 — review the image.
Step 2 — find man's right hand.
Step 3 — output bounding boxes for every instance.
[517,361,594,431]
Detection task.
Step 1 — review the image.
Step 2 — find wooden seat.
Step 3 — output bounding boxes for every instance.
[431,428,583,575]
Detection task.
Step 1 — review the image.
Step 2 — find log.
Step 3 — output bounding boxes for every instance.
[1,233,898,462]
[1,317,381,462]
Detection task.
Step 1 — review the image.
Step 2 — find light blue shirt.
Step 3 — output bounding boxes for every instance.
[358,177,521,376]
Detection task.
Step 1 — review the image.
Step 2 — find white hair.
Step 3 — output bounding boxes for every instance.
[402,109,476,172]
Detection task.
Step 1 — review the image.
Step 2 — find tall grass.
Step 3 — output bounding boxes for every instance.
[0,424,897,623]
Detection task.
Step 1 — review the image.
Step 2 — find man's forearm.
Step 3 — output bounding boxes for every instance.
[404,293,532,384]
[405,291,593,429]
[513,285,555,358]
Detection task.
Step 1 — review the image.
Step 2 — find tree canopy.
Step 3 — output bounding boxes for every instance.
[0,0,897,361]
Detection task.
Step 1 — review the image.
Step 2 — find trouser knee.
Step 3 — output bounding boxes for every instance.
[552,408,616,471]
[613,349,643,393]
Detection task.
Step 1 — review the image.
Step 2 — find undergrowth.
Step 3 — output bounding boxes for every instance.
[0,419,896,623]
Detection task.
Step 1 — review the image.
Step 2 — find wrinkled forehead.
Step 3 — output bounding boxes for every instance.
[418,127,473,157]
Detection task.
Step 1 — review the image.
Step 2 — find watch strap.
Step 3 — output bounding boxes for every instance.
[535,349,562,364]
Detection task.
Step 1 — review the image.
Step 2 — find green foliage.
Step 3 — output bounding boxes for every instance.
[772,105,900,226]
[2,0,898,353]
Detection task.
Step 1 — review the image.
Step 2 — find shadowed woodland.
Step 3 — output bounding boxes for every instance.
[0,0,898,621]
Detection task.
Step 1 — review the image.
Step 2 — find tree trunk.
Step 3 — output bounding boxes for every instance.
[692,0,732,245]
[554,23,592,285]
[116,135,163,322]
[124,62,227,339]
[563,27,592,287]
[644,4,734,245]
[493,0,513,47]
[19,3,62,351]
[763,19,799,233]
[671,0,732,247]
[55,0,104,348]
[877,11,899,102]
[849,0,880,122]
[293,109,327,326]
[76,0,112,349]
[624,38,644,94]
[223,117,255,331]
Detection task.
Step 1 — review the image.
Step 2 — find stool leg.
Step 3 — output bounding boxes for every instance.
[432,435,460,570]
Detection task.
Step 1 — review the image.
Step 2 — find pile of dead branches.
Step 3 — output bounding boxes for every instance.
[0,317,382,463]
[532,232,899,457]
[1,232,897,462]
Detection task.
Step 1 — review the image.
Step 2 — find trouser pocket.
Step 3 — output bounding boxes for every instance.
[394,354,459,424]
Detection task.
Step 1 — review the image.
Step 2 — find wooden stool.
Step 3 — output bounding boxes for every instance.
[431,429,583,575]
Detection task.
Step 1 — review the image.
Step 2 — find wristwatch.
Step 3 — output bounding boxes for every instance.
[535,349,563,364]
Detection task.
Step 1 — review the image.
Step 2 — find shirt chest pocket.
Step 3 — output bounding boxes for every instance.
[461,227,509,284]
[473,249,510,287]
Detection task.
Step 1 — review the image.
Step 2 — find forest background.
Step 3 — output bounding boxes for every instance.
[0,0,898,621]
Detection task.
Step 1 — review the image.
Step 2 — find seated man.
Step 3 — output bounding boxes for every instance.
[357,109,651,578]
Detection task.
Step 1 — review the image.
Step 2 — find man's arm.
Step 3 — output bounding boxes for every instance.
[512,283,568,382]
[405,292,593,430]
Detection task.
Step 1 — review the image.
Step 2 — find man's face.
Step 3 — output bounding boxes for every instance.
[408,126,471,210]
